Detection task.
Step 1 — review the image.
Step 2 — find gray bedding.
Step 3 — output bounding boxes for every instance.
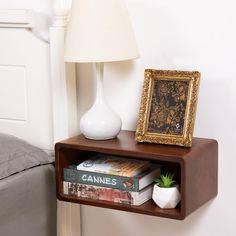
[0,164,57,236]
[0,133,54,180]
[0,133,57,235]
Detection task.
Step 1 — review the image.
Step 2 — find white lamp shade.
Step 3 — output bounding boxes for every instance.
[65,0,139,62]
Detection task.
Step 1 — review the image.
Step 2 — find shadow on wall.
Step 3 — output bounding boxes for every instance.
[195,76,236,148]
[81,199,215,236]
[105,60,136,80]
[105,60,140,131]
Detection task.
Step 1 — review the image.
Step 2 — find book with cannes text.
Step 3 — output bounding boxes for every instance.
[64,163,161,192]
[63,181,153,206]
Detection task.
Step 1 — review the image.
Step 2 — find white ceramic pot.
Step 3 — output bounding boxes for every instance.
[152,185,181,209]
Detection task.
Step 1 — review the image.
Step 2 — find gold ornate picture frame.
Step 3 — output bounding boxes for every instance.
[135,69,201,147]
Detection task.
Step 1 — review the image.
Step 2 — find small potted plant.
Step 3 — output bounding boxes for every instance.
[152,172,181,209]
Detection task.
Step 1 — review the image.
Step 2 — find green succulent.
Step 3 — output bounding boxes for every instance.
[155,173,176,188]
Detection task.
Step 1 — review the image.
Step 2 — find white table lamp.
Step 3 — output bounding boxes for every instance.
[65,0,139,140]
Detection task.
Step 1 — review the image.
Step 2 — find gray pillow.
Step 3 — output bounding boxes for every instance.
[0,133,54,180]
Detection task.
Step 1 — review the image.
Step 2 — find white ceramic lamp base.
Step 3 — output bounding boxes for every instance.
[80,63,122,140]
[80,102,122,140]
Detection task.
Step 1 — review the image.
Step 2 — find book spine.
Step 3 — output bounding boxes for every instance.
[63,168,140,191]
[63,181,138,205]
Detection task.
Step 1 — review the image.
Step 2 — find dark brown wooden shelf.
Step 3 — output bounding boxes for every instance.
[55,130,218,220]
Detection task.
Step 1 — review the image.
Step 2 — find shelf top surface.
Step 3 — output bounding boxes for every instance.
[56,130,217,161]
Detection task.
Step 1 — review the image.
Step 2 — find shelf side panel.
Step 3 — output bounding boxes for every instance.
[184,140,218,216]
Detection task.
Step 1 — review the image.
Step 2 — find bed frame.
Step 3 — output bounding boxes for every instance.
[0,2,80,236]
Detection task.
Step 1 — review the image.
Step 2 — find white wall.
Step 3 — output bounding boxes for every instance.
[77,0,236,236]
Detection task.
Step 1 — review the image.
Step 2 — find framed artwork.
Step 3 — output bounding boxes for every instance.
[135,69,201,147]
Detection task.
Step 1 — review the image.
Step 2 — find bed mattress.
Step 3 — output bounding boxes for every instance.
[0,164,56,236]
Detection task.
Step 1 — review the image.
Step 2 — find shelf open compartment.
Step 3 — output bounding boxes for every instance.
[55,130,218,220]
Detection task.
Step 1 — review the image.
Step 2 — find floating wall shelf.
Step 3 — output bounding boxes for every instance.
[55,130,218,220]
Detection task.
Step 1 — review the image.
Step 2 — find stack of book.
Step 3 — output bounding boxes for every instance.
[63,154,161,206]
